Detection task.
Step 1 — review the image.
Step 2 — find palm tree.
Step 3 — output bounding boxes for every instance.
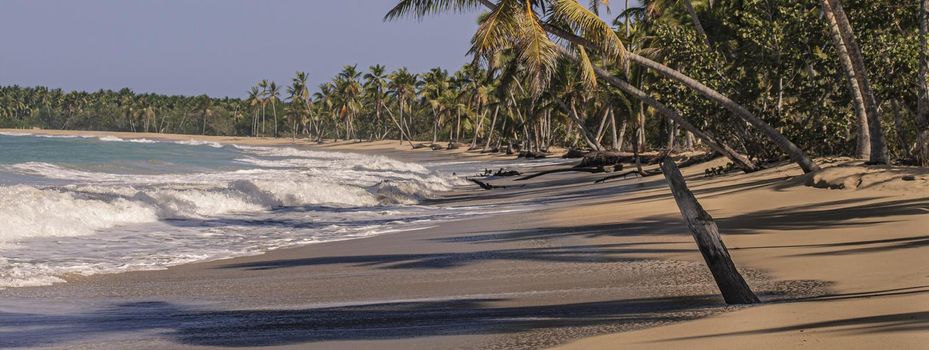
[335,65,363,140]
[822,0,887,164]
[386,0,819,173]
[267,81,282,137]
[364,65,390,139]
[287,71,311,142]
[421,67,451,145]
[246,86,261,137]
[387,68,419,145]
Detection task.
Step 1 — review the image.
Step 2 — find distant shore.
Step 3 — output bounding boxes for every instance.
[0,128,927,349]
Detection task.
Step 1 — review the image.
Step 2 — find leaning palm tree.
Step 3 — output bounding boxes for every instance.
[385,0,818,174]
[386,0,761,304]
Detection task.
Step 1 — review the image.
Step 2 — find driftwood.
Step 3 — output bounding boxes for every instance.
[518,150,548,159]
[515,167,605,181]
[479,168,521,177]
[578,151,658,168]
[562,148,587,158]
[594,169,663,184]
[468,178,524,190]
[660,158,760,305]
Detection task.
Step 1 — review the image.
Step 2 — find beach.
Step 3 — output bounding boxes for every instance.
[0,130,927,349]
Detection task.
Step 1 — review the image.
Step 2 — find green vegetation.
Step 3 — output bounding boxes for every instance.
[2,0,927,167]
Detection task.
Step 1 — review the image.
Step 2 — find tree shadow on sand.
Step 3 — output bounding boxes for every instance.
[217,243,690,271]
[0,296,723,348]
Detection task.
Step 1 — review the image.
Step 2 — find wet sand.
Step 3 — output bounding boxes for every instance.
[1,130,927,349]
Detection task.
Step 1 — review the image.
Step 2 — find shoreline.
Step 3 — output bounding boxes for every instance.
[1,129,927,349]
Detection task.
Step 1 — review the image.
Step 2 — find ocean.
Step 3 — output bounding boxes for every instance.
[0,132,478,289]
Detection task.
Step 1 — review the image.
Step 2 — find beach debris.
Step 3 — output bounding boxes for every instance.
[515,167,605,181]
[480,168,521,177]
[704,162,737,178]
[577,151,657,168]
[518,150,548,159]
[562,148,587,159]
[467,178,521,190]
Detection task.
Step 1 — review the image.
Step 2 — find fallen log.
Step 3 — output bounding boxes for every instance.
[578,151,658,168]
[514,167,605,181]
[594,169,662,184]
[467,178,524,190]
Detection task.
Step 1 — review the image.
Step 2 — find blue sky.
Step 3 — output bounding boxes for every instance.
[0,0,631,98]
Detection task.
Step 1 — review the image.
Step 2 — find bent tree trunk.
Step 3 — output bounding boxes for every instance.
[660,158,760,305]
[828,0,888,164]
[822,0,871,159]
[557,46,759,172]
[533,15,820,173]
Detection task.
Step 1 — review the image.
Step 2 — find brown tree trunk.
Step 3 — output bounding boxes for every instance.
[822,0,871,159]
[828,0,888,164]
[565,100,602,151]
[556,46,759,172]
[477,0,815,172]
[660,158,760,305]
[683,0,711,46]
[917,0,929,165]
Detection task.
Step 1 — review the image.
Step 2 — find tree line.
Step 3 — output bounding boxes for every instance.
[2,0,927,168]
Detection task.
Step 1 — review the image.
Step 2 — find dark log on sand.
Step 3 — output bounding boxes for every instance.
[578,151,657,168]
[514,167,605,181]
[660,158,760,305]
[562,148,587,158]
[468,178,523,190]
[594,169,662,184]
[518,150,548,159]
[593,152,723,184]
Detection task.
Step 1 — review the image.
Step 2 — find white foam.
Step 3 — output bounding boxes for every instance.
[0,185,158,244]
[0,143,473,289]
[175,139,224,148]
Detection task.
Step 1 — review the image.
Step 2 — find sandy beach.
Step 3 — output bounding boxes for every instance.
[0,130,927,349]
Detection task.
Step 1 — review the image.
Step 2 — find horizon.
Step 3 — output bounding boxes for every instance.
[1,1,632,99]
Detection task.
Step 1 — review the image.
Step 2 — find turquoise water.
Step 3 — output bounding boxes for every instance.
[0,134,244,181]
[0,133,475,289]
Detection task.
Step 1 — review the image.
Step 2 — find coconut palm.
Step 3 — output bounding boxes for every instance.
[386,0,819,173]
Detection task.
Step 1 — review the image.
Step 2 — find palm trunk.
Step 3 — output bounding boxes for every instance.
[271,101,279,137]
[618,118,627,152]
[565,100,601,151]
[610,108,619,150]
[484,106,500,151]
[822,0,871,159]
[497,2,820,173]
[682,0,711,46]
[917,0,929,165]
[471,109,487,149]
[828,0,888,164]
[594,106,609,147]
[559,47,758,172]
[660,157,760,305]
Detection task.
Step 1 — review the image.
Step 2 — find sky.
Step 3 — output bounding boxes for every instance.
[0,0,630,98]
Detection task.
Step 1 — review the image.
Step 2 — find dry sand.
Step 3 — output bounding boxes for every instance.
[0,129,927,349]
